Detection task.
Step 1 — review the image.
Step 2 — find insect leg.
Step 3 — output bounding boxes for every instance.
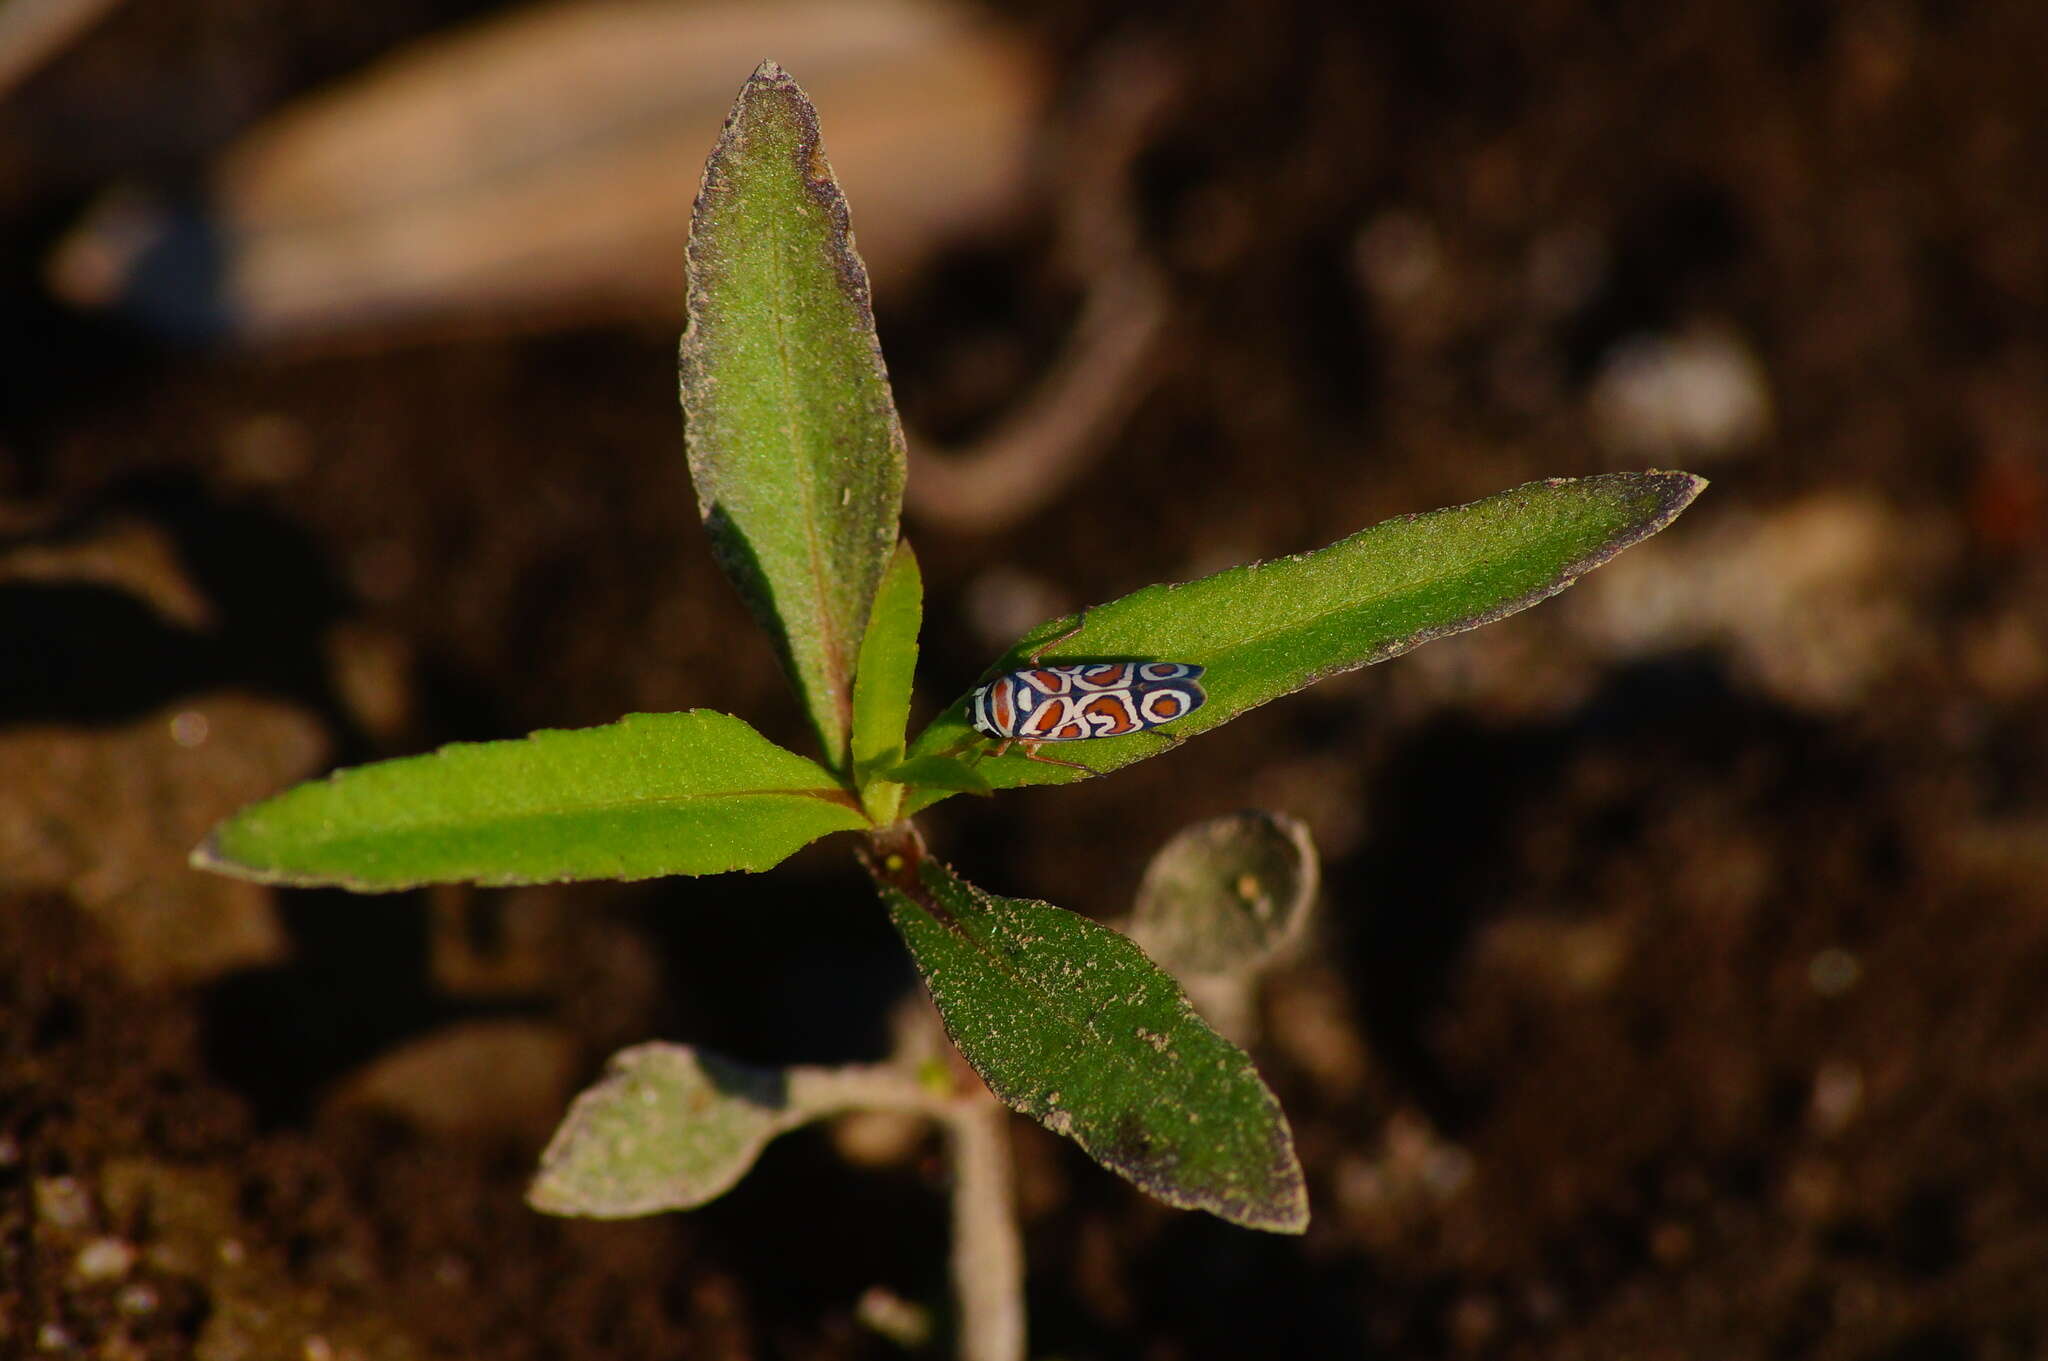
[1018,739,1093,772]
[1025,605,1091,666]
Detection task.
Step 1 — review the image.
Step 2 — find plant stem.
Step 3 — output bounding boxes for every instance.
[945,1094,1025,1361]
[789,1062,1025,1360]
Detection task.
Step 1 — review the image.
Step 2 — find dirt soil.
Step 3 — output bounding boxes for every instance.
[6,2,2048,1358]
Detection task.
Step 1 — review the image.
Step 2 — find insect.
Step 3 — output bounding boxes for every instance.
[967,613,1206,770]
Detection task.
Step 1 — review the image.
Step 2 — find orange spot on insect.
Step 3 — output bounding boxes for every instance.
[1022,700,1069,738]
[1082,694,1137,734]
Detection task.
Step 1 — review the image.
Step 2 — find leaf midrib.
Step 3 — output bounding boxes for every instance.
[765,175,851,761]
[279,784,866,836]
[918,520,1614,789]
[913,884,1211,1102]
[1033,520,1585,671]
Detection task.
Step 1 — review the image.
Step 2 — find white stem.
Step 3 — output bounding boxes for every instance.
[784,1063,952,1118]
[785,1066,1026,1361]
[944,1097,1025,1361]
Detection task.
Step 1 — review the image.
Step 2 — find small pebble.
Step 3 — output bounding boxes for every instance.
[1810,1061,1865,1135]
[1809,947,1862,997]
[168,710,210,747]
[117,1283,160,1317]
[33,1177,93,1231]
[74,1236,137,1281]
[1588,324,1771,460]
[856,1285,933,1348]
[1355,211,1442,305]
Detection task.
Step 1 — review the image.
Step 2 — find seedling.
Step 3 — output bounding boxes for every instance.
[194,62,1705,1361]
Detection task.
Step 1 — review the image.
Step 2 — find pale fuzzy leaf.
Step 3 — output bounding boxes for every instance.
[528,1043,800,1217]
[1131,811,1319,979]
[681,63,907,773]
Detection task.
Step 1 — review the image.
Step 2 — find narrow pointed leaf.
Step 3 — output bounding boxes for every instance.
[865,833,1307,1233]
[908,471,1704,800]
[851,539,922,773]
[851,539,922,772]
[193,711,869,890]
[680,62,907,774]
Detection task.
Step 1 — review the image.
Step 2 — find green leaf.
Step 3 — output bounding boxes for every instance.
[529,1043,804,1218]
[907,471,1705,799]
[850,539,922,821]
[1131,811,1319,980]
[883,754,992,797]
[193,711,869,891]
[864,832,1307,1233]
[530,1044,955,1219]
[680,62,907,775]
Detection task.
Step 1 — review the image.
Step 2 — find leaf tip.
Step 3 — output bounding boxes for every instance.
[522,1176,574,1217]
[746,57,796,88]
[737,59,816,118]
[1177,1126,1310,1235]
[1648,468,1710,517]
[1229,1179,1311,1234]
[1565,469,1709,572]
[187,829,231,876]
[188,819,407,894]
[188,825,275,884]
[1601,469,1708,555]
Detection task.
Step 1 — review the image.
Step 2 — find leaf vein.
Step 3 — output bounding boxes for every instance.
[767,196,850,760]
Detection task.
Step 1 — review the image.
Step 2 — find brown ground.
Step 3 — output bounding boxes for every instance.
[5,2,2048,1358]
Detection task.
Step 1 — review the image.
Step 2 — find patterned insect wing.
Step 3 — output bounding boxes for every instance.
[969,675,1031,739]
[1129,664,1205,729]
[970,661,1205,749]
[1076,688,1143,736]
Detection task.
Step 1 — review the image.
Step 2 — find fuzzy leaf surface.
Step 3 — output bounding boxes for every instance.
[907,471,1704,801]
[194,711,868,890]
[882,754,991,797]
[680,62,906,773]
[1132,811,1319,979]
[851,540,922,774]
[531,1044,953,1219]
[529,1043,802,1218]
[867,839,1307,1233]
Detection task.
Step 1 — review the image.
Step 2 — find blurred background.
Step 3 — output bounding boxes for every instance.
[4,1,2046,1356]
